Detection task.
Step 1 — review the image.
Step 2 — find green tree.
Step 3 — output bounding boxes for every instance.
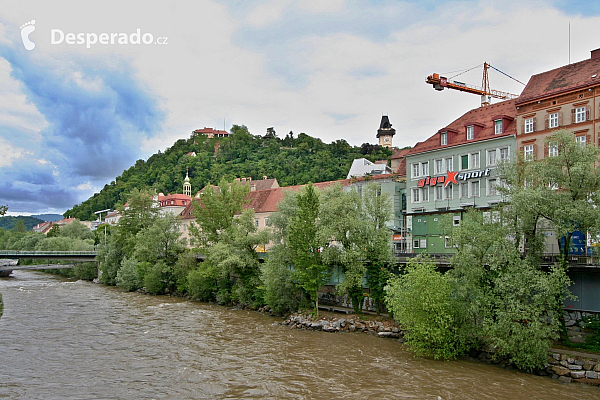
[13,219,27,233]
[288,184,328,316]
[59,221,94,240]
[0,205,7,216]
[502,130,600,262]
[191,178,250,248]
[385,257,462,360]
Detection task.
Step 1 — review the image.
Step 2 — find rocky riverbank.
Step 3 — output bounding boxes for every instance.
[275,311,404,340]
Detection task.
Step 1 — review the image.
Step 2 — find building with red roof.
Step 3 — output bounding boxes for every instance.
[515,48,600,159]
[192,127,230,138]
[404,99,516,254]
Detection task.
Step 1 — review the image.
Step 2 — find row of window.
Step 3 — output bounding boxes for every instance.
[412,237,453,249]
[523,107,589,134]
[412,147,509,178]
[411,178,500,203]
[522,136,586,160]
[440,120,505,146]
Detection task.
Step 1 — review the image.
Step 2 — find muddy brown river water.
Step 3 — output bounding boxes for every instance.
[1,270,599,399]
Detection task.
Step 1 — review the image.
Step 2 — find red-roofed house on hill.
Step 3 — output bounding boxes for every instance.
[515,48,600,160]
[192,127,230,138]
[404,99,516,254]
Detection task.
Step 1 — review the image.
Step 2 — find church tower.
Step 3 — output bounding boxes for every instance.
[183,168,191,196]
[376,115,396,148]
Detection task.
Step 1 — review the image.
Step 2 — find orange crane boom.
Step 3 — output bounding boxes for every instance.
[426,63,519,106]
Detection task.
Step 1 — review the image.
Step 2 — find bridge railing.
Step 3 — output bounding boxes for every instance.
[0,250,97,256]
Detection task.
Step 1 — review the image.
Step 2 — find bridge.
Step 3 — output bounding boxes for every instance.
[0,250,97,262]
[0,251,97,272]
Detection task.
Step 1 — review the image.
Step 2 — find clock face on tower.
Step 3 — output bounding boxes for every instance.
[384,136,390,143]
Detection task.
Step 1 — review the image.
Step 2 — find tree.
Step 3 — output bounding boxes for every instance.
[288,184,328,316]
[502,130,600,262]
[13,219,27,233]
[60,221,94,240]
[385,257,462,360]
[191,178,250,248]
[0,205,7,216]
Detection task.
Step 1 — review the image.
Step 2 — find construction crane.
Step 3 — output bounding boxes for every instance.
[426,62,523,107]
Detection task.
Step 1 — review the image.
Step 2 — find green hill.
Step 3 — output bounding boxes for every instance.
[65,125,393,220]
[0,216,44,231]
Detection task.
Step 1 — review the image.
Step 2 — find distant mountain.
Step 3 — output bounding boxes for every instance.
[64,125,393,221]
[31,214,64,222]
[0,216,44,231]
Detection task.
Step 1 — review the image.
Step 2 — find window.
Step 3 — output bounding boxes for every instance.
[413,240,420,249]
[470,152,480,169]
[445,185,453,200]
[264,217,270,226]
[466,125,474,140]
[575,106,586,123]
[412,188,420,202]
[471,181,480,197]
[445,157,453,172]
[445,236,452,248]
[435,186,443,200]
[420,239,427,248]
[421,187,429,202]
[254,218,260,227]
[548,142,558,157]
[524,144,534,160]
[441,132,447,145]
[549,112,559,128]
[412,163,420,178]
[461,154,469,170]
[499,147,509,161]
[460,182,469,198]
[488,178,498,196]
[576,135,586,147]
[421,161,429,177]
[487,149,497,166]
[524,117,535,133]
[435,159,443,175]
[494,120,503,134]
[453,216,461,226]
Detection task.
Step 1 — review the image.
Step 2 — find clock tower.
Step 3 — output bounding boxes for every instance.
[376,115,395,148]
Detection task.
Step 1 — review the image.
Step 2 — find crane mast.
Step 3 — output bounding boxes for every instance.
[426,62,519,107]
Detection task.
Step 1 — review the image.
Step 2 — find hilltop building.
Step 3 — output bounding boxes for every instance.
[192,127,229,138]
[376,115,396,148]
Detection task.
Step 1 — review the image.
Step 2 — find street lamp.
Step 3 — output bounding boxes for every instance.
[94,209,111,245]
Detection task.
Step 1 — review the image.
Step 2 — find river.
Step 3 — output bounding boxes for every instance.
[1,270,599,399]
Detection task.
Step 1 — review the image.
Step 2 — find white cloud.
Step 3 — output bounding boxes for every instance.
[244,1,293,28]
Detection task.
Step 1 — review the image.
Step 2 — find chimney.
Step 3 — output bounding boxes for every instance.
[248,177,252,182]
[263,175,267,180]
[241,177,246,184]
[592,48,600,60]
[251,184,256,191]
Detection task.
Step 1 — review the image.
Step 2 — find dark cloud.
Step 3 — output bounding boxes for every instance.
[0,44,165,214]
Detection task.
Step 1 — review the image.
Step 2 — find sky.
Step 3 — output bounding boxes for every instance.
[1,0,600,216]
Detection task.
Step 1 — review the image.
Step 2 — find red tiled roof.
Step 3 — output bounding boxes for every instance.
[516,52,600,104]
[395,158,406,176]
[193,128,229,135]
[391,148,411,159]
[406,99,517,156]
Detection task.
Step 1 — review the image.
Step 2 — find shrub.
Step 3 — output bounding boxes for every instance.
[116,257,141,292]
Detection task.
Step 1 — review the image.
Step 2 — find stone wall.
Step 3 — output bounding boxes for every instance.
[318,288,388,314]
[564,310,598,344]
[547,351,600,385]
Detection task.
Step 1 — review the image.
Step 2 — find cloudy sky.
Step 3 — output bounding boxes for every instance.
[1,0,599,216]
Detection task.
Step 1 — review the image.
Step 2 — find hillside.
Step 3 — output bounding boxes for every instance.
[0,216,44,231]
[65,125,393,220]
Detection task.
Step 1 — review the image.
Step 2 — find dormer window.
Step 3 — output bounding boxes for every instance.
[494,120,503,134]
[441,132,447,145]
[466,125,474,140]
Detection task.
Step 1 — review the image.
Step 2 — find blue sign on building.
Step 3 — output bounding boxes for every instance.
[560,231,586,256]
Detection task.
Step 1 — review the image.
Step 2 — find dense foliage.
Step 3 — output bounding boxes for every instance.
[0,216,44,231]
[65,126,392,220]
[386,210,572,370]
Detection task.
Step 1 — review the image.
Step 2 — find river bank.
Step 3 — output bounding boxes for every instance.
[277,309,600,389]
